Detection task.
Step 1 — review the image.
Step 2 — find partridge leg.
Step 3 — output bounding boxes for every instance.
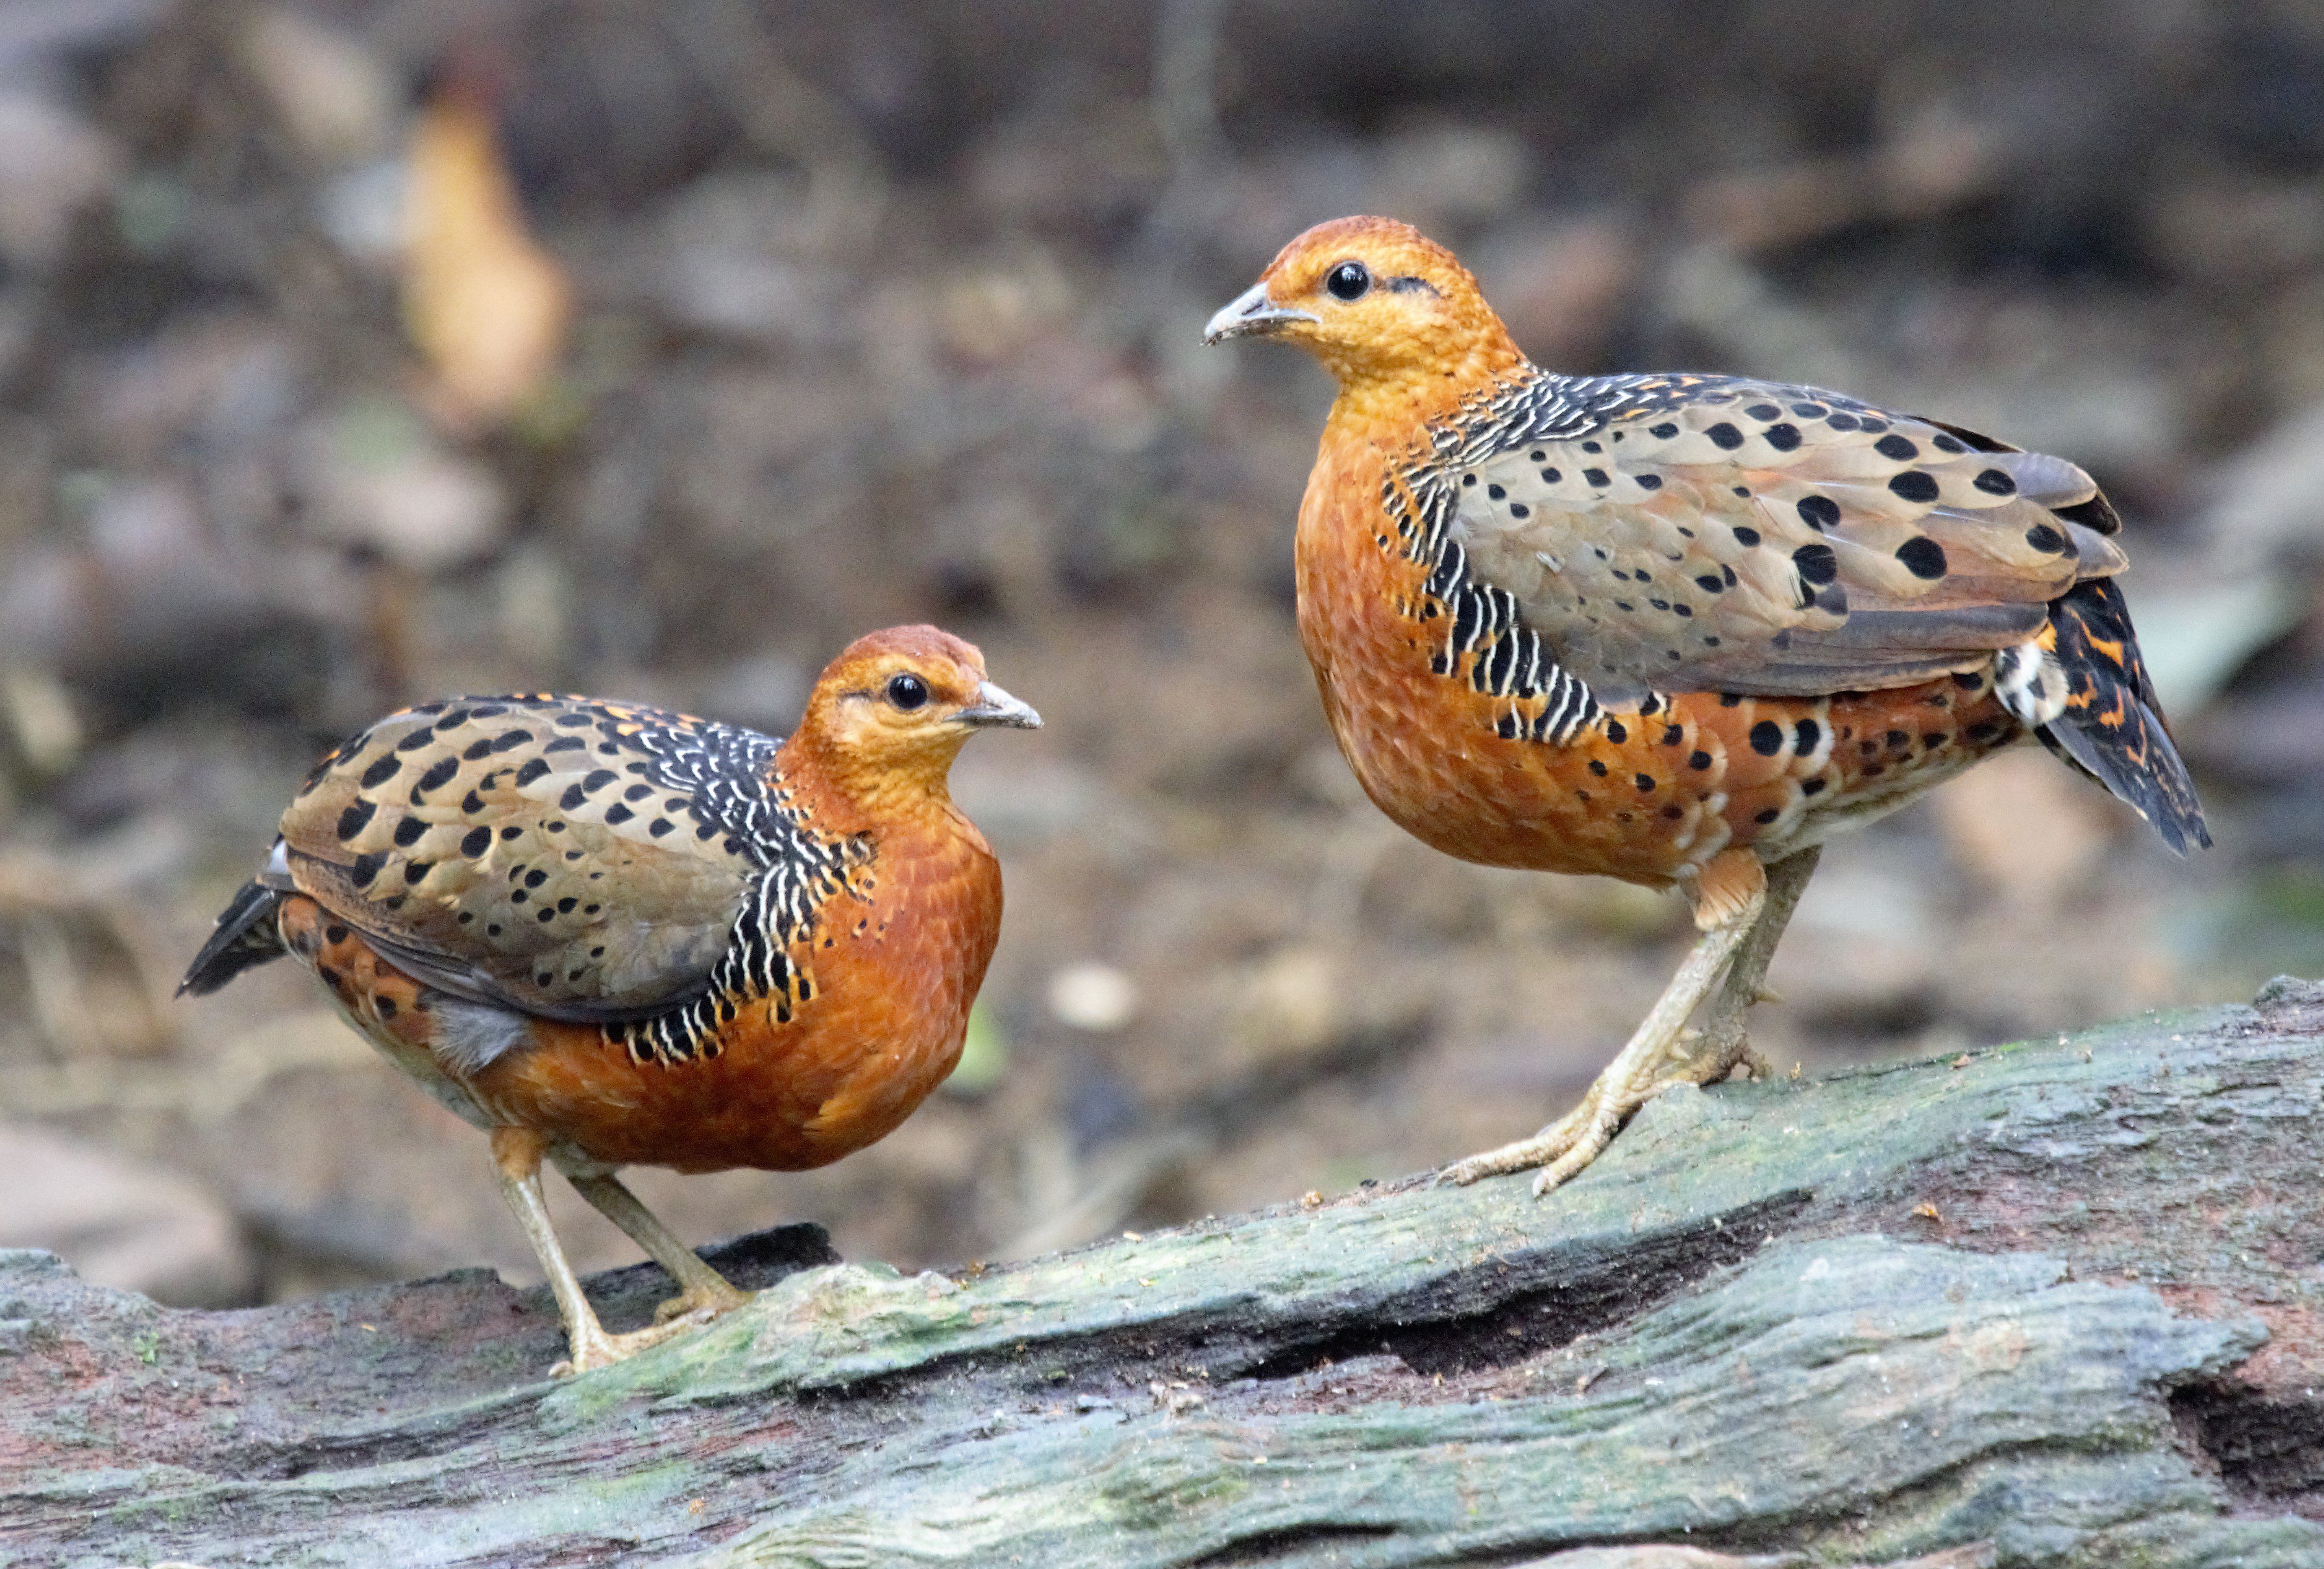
[560,1167,751,1325]
[489,1127,705,1375]
[1688,845,1820,1085]
[1439,849,1770,1196]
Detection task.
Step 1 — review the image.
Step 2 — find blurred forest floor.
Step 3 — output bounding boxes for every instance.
[3,0,2323,1307]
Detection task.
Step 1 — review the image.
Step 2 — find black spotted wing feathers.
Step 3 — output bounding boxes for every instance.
[279,697,790,1020]
[1443,377,2127,704]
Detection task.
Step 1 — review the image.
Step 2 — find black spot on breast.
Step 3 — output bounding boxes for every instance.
[524,869,547,888]
[1510,503,1530,517]
[350,853,383,889]
[2025,523,2067,552]
[1763,423,1800,451]
[1487,484,1506,500]
[1635,774,1656,792]
[393,815,426,848]
[1794,719,1821,753]
[461,826,491,857]
[1705,422,1744,450]
[1874,434,1919,462]
[1650,423,1678,439]
[1604,720,1628,743]
[1635,475,1661,491]
[404,859,432,884]
[1796,495,1839,532]
[359,754,400,789]
[395,728,436,754]
[1951,671,1986,690]
[1539,467,1561,483]
[1589,759,1608,776]
[1662,724,1684,746]
[1584,468,1609,488]
[1888,471,1940,504]
[1694,574,1724,593]
[461,791,485,813]
[1801,776,1826,797]
[624,782,654,802]
[1895,536,1948,578]
[1750,720,1785,756]
[510,889,528,905]
[650,818,674,837]
[490,729,533,752]
[605,803,635,825]
[1974,467,2016,495]
[514,757,551,786]
[502,826,522,840]
[1689,749,1713,770]
[324,923,349,945]
[461,737,495,761]
[1754,808,1781,824]
[1582,440,1602,454]
[1792,543,1839,584]
[336,800,376,841]
[537,908,557,924]
[1733,525,1761,547]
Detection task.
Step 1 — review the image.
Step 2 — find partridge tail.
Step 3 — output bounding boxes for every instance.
[178,878,289,997]
[2034,576,2210,855]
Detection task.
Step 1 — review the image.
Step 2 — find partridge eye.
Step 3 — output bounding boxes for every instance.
[1325,261,1371,301]
[885,674,929,711]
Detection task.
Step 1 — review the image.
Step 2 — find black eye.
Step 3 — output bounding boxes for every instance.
[1325,261,1370,301]
[885,673,929,711]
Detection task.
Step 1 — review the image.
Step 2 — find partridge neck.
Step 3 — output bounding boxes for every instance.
[1321,339,1530,448]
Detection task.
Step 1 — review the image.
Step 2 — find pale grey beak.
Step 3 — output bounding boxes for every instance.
[958,680,1041,730]
[1203,281,1317,345]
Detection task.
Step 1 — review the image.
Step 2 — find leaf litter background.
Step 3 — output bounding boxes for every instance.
[1,0,2321,1307]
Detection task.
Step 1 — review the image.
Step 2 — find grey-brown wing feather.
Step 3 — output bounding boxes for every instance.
[277,696,781,1020]
[1443,377,2125,705]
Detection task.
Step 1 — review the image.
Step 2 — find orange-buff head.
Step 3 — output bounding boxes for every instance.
[1204,215,1524,425]
[789,624,1039,813]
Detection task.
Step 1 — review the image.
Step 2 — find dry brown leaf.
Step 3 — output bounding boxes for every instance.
[401,84,570,429]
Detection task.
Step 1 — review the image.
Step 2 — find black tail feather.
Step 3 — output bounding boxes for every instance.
[178,880,289,996]
[2040,576,2210,855]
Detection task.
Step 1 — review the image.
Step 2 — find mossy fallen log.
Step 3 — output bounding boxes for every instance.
[6,981,2324,1568]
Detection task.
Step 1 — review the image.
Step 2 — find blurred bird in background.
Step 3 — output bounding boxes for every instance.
[1208,216,2205,1192]
[180,627,1038,1370]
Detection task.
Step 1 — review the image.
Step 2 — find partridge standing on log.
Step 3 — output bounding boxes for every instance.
[1206,216,2207,1194]
[181,626,1039,1371]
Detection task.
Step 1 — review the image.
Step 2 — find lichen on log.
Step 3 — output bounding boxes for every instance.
[6,982,2324,1567]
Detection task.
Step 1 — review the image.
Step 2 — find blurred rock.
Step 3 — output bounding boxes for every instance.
[647,171,850,348]
[0,91,118,273]
[0,1123,254,1306]
[295,400,507,572]
[237,6,400,167]
[1048,961,1140,1032]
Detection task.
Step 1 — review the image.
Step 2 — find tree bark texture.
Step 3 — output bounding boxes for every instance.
[7,981,2324,1568]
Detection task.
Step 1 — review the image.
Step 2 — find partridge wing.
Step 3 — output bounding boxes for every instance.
[1445,377,2123,706]
[278,696,790,1020]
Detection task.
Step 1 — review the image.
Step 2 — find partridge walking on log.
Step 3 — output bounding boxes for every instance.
[181,626,1039,1371]
[1206,216,2207,1194]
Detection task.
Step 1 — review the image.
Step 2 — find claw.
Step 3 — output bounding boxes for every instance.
[1754,983,1785,1005]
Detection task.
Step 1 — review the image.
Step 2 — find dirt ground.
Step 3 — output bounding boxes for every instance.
[2,0,2321,1303]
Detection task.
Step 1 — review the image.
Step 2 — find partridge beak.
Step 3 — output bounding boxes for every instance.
[957,681,1042,730]
[1203,282,1317,345]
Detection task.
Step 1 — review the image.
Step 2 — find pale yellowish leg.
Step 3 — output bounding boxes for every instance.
[561,1168,750,1325]
[1439,848,1776,1196]
[490,1127,706,1376]
[1687,845,1820,1085]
